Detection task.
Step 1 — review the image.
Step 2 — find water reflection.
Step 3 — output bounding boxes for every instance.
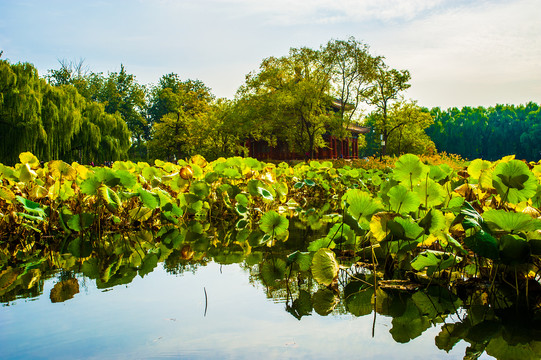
[1,226,540,359]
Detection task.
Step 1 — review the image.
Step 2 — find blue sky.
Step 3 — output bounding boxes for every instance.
[1,0,539,109]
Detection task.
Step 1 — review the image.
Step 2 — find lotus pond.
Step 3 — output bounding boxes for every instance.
[1,153,541,359]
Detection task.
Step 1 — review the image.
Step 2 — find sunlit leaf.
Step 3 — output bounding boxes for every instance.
[98,185,122,213]
[388,185,421,214]
[311,248,339,286]
[483,209,541,233]
[393,154,429,188]
[259,210,288,236]
[49,160,77,181]
[492,159,537,204]
[19,152,40,169]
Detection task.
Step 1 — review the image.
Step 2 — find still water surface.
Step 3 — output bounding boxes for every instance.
[1,261,491,359]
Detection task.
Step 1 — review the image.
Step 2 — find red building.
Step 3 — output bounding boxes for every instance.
[245,123,370,160]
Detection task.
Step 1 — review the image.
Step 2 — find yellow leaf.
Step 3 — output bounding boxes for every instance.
[19,152,40,169]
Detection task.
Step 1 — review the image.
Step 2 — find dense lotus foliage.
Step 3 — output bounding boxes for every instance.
[2,152,541,359]
[1,152,541,288]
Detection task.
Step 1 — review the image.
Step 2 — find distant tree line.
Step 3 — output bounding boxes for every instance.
[1,40,539,165]
[426,103,541,161]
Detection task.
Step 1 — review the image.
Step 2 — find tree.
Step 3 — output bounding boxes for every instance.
[363,64,411,158]
[384,101,434,155]
[0,60,131,165]
[238,47,335,158]
[148,76,214,161]
[323,37,380,135]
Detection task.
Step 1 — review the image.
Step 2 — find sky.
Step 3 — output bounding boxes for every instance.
[1,0,540,109]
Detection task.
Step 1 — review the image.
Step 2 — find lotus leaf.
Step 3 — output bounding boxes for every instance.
[19,163,37,183]
[499,234,531,265]
[287,290,312,320]
[49,160,77,181]
[311,248,339,286]
[468,159,492,179]
[464,230,499,260]
[98,185,122,213]
[483,209,541,233]
[343,189,383,227]
[411,250,462,276]
[259,210,289,236]
[492,160,537,204]
[415,178,446,207]
[0,186,15,202]
[389,299,431,343]
[286,251,312,272]
[19,152,40,169]
[393,154,429,188]
[260,259,286,286]
[50,278,79,303]
[16,196,46,217]
[388,185,421,215]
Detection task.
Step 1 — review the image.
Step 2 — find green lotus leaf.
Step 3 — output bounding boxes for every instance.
[499,234,530,265]
[287,290,313,320]
[411,250,462,276]
[344,281,374,317]
[387,217,424,241]
[418,209,446,235]
[343,189,383,223]
[389,299,431,343]
[393,154,429,187]
[257,187,274,201]
[191,181,210,199]
[429,164,453,182]
[464,230,499,260]
[129,207,153,221]
[484,209,541,233]
[468,159,492,179]
[98,185,122,213]
[235,204,248,216]
[67,213,96,232]
[259,210,289,236]
[286,251,312,272]
[293,182,304,189]
[67,236,92,258]
[16,195,46,217]
[388,185,421,214]
[492,160,537,204]
[325,223,355,245]
[304,179,316,187]
[308,237,335,251]
[80,176,101,195]
[235,193,249,207]
[137,188,159,209]
[139,252,159,278]
[311,248,339,286]
[415,178,446,207]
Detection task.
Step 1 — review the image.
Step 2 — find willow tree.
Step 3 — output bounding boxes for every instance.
[1,59,131,165]
[0,60,46,164]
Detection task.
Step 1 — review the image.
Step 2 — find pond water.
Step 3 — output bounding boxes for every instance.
[1,259,492,360]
